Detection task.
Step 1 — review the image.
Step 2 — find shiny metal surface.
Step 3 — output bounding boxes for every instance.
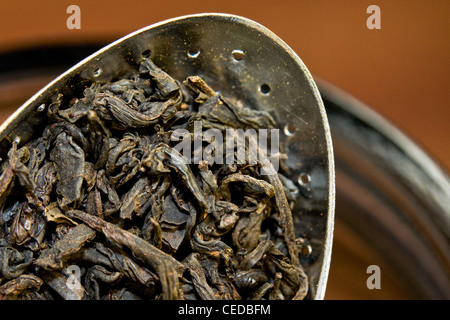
[319,78,450,299]
[0,14,335,299]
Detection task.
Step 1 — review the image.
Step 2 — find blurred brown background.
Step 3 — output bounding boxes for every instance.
[0,0,448,299]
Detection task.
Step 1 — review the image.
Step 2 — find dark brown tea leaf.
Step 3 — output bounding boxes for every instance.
[0,57,309,300]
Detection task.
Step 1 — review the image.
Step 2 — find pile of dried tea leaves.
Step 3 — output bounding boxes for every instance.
[0,57,308,300]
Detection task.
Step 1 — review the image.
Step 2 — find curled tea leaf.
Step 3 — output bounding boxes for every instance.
[50,132,85,209]
[34,224,95,270]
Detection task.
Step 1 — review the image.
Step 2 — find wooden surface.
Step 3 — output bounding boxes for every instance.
[0,0,448,299]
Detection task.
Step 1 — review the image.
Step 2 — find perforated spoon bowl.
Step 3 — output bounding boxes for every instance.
[0,13,335,299]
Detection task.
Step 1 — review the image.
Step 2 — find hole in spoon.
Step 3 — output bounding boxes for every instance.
[298,173,311,186]
[141,49,151,58]
[231,50,245,61]
[93,67,102,78]
[36,104,45,112]
[259,83,271,95]
[284,123,296,136]
[188,47,200,58]
[301,244,313,257]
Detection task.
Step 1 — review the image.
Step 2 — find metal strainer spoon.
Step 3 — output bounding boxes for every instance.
[0,13,335,299]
